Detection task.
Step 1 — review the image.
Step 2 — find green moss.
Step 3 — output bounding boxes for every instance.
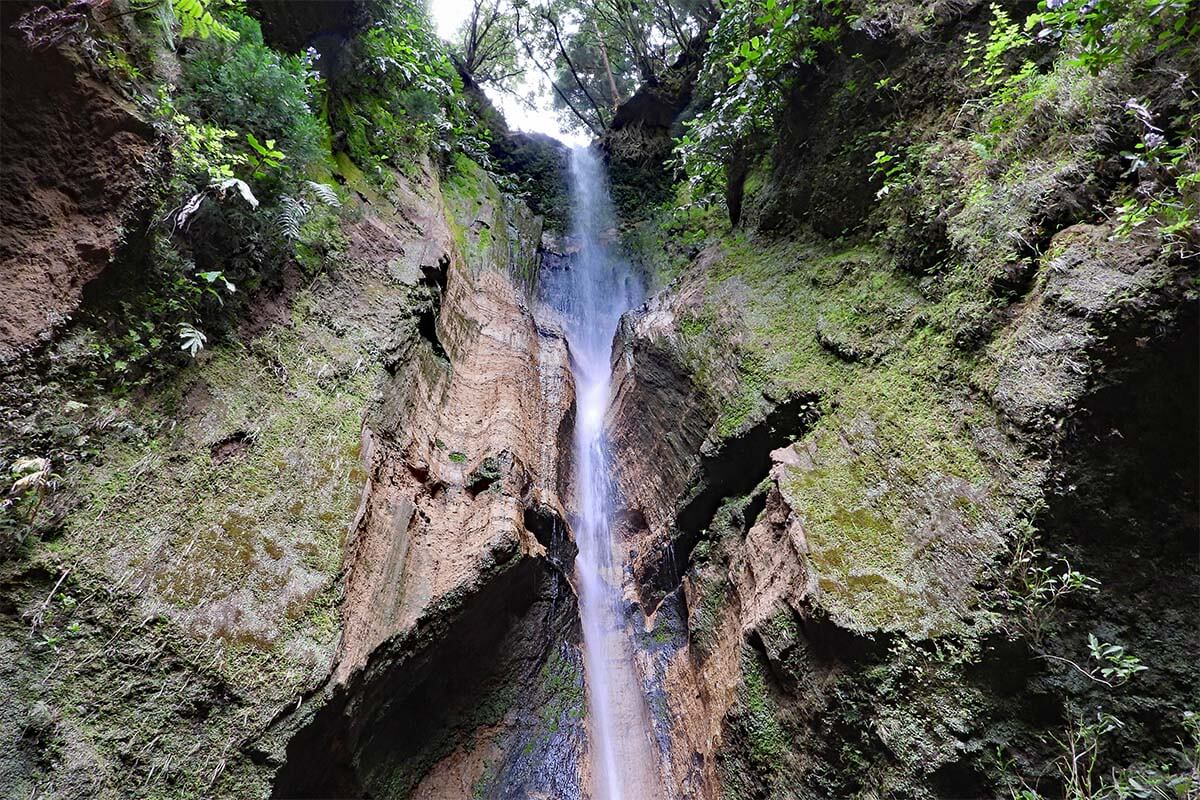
[332,150,383,206]
[60,295,374,698]
[737,645,789,772]
[628,187,731,290]
[441,153,529,280]
[778,363,992,633]
[448,450,467,463]
[687,235,879,406]
[718,641,803,799]
[444,152,486,204]
[467,455,502,492]
[689,574,729,657]
[517,643,585,759]
[715,351,768,438]
[660,225,1010,635]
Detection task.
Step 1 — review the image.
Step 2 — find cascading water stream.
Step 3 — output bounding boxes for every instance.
[547,146,662,800]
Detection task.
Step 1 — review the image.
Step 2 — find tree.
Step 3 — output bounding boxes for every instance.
[454,0,522,91]
[520,0,715,135]
[448,0,715,137]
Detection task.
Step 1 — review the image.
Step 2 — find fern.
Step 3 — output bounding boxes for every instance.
[134,0,237,46]
[277,196,309,241]
[277,183,340,241]
[305,181,341,208]
[172,0,238,43]
[178,323,207,357]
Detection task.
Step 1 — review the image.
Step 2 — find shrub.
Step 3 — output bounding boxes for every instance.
[181,12,327,183]
[672,0,848,210]
[333,3,462,177]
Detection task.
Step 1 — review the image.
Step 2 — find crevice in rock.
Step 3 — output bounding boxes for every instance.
[466,453,505,497]
[741,489,768,534]
[523,504,578,578]
[794,609,887,666]
[415,304,447,360]
[270,554,558,798]
[930,759,989,799]
[413,254,450,361]
[679,394,819,542]
[210,430,255,464]
[642,393,820,608]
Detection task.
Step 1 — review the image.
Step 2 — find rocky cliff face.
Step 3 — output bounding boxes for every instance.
[2,0,1196,798]
[601,1,1198,797]
[1,144,586,800]
[0,6,587,793]
[0,2,157,360]
[269,157,590,799]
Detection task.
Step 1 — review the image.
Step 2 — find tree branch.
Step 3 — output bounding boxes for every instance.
[541,9,610,128]
[514,8,604,137]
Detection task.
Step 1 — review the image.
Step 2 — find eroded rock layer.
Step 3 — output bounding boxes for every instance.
[0,2,156,359]
[270,156,589,798]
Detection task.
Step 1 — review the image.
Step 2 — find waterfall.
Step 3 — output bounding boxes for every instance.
[547,146,662,800]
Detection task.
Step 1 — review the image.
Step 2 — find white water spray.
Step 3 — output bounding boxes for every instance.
[548,146,662,800]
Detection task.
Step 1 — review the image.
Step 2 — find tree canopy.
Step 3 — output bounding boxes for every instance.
[450,0,717,136]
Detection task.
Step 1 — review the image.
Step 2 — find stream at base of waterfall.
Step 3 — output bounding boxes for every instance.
[543,145,663,800]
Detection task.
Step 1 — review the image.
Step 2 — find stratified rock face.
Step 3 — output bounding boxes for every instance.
[331,168,574,680]
[989,224,1172,434]
[268,161,589,800]
[0,132,588,796]
[608,297,715,564]
[0,5,156,360]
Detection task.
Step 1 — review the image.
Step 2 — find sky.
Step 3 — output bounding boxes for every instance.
[429,0,589,146]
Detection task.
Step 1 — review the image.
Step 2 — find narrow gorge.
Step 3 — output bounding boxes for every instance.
[1,1,1197,799]
[549,146,661,800]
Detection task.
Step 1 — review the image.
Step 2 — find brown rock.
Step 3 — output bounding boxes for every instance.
[0,9,156,359]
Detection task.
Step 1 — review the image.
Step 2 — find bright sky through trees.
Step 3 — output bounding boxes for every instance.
[430,0,589,145]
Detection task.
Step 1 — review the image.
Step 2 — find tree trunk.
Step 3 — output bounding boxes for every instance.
[590,16,621,112]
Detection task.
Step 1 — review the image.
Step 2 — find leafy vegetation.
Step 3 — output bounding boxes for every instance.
[957,1,1200,257]
[1025,0,1198,76]
[0,0,504,556]
[166,0,240,43]
[12,0,515,396]
[673,0,846,209]
[335,4,465,179]
[671,0,1199,252]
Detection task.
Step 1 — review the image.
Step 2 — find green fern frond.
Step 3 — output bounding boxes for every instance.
[173,0,238,42]
[278,196,310,241]
[304,181,342,208]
